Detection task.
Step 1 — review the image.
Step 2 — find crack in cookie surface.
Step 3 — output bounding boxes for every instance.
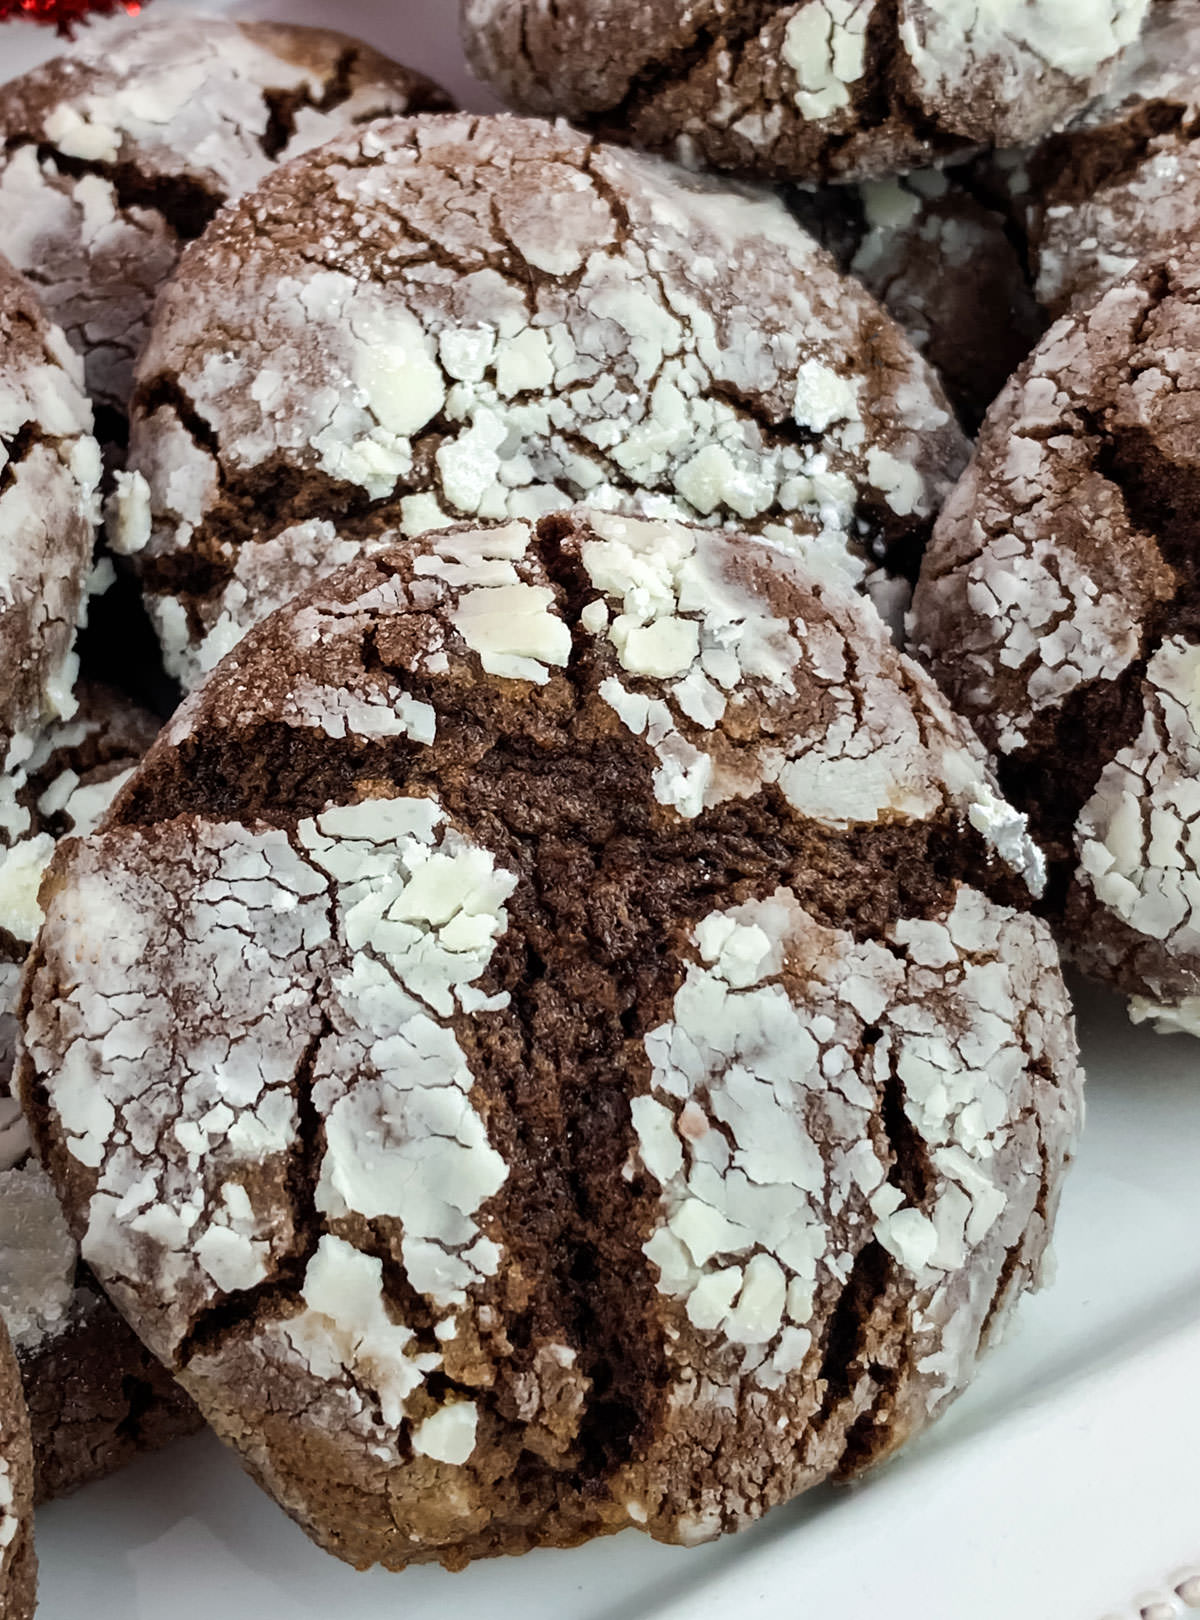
[20,512,1080,1568]
[116,112,967,690]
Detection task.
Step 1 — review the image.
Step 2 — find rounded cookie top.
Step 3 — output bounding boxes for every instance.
[789,169,1046,432]
[998,0,1200,317]
[21,510,1079,1569]
[460,0,1150,183]
[0,13,453,419]
[910,251,1200,1031]
[0,1317,34,1620]
[114,111,966,690]
[0,254,99,837]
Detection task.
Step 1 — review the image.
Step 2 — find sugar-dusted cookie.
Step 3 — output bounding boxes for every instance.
[910,250,1200,1033]
[996,0,1200,318]
[0,252,99,852]
[113,112,966,689]
[21,510,1080,1568]
[461,0,1151,183]
[1,685,200,1500]
[0,13,452,429]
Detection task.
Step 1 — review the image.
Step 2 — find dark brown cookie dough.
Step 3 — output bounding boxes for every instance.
[0,13,453,429]
[0,1317,34,1620]
[114,111,967,689]
[0,253,99,850]
[910,250,1200,1034]
[789,170,1045,431]
[1,684,201,1501]
[21,510,1080,1569]
[460,0,1151,183]
[988,0,1200,318]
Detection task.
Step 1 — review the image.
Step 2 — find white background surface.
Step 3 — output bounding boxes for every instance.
[5,5,1200,1618]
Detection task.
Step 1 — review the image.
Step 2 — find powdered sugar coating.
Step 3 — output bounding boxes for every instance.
[994,0,1200,317]
[21,509,1077,1568]
[461,0,1149,183]
[0,14,451,416]
[0,258,99,820]
[122,112,965,690]
[789,168,1045,431]
[911,252,1200,1028]
[1075,638,1200,1004]
[0,686,197,1501]
[635,884,1077,1413]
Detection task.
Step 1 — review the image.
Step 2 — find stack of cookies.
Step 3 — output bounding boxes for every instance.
[0,0,1193,1602]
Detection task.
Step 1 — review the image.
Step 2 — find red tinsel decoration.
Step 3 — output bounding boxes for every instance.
[0,0,143,31]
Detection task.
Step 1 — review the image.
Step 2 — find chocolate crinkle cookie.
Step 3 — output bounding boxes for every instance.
[19,510,1081,1569]
[0,1318,35,1620]
[112,111,966,691]
[0,685,201,1501]
[0,252,100,850]
[981,0,1200,319]
[910,250,1200,1036]
[0,14,453,430]
[460,0,1151,183]
[789,170,1045,432]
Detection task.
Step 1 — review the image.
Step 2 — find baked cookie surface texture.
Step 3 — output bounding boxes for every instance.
[995,0,1200,318]
[0,685,200,1500]
[0,13,453,423]
[460,0,1151,182]
[20,510,1082,1569]
[789,170,1045,431]
[113,111,967,691]
[0,252,99,851]
[911,251,1200,1034]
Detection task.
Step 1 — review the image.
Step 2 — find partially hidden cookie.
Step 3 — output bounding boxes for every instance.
[1,684,201,1500]
[789,170,1045,431]
[112,111,967,690]
[910,251,1200,1034]
[983,0,1200,318]
[0,252,100,847]
[21,510,1081,1568]
[460,0,1151,183]
[0,1317,34,1620]
[0,13,453,429]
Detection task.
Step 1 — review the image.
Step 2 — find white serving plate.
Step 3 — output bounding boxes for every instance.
[5,6,1200,1617]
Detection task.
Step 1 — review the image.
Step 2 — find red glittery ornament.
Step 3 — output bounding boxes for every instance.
[0,0,143,31]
